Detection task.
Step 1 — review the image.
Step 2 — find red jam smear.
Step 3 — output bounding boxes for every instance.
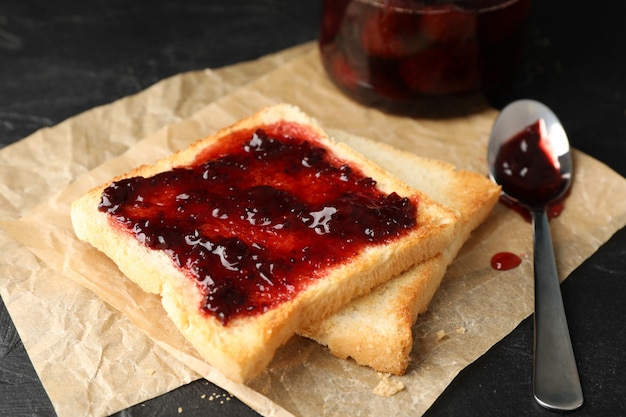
[493,119,570,221]
[491,251,522,271]
[98,123,418,325]
[319,0,531,109]
[498,193,567,223]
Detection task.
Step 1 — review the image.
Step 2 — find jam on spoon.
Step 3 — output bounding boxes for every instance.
[488,99,583,411]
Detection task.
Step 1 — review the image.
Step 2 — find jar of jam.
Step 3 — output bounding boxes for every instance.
[319,0,531,112]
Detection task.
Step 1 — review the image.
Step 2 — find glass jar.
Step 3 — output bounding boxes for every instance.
[319,0,531,112]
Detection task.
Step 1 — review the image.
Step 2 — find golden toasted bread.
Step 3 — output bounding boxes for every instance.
[71,104,457,383]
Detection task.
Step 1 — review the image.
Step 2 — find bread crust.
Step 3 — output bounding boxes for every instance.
[298,133,500,375]
[71,104,457,383]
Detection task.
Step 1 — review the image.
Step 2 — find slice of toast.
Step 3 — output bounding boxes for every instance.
[71,104,457,383]
[298,133,500,375]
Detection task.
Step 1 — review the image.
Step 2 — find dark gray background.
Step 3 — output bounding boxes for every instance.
[1,1,625,416]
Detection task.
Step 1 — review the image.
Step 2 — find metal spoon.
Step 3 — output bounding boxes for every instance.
[487,99,583,411]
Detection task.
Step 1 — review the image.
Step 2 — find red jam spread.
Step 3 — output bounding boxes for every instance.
[98,123,418,324]
[493,119,569,218]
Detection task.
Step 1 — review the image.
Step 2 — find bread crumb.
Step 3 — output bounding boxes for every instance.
[201,394,206,399]
[456,325,467,334]
[177,406,183,413]
[373,373,405,397]
[436,329,447,341]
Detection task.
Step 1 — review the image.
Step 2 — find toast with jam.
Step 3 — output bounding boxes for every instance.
[298,134,500,375]
[71,104,457,383]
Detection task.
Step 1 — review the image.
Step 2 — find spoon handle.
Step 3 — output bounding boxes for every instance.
[532,209,583,411]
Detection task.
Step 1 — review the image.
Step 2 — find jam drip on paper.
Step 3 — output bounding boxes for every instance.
[491,252,522,271]
[99,123,418,324]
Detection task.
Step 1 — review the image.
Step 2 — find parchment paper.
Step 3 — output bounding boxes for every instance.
[2,42,626,417]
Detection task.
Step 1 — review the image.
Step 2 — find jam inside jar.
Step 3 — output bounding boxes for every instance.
[319,0,531,111]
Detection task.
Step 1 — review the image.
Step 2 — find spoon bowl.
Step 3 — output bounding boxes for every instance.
[488,99,572,209]
[487,99,583,411]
